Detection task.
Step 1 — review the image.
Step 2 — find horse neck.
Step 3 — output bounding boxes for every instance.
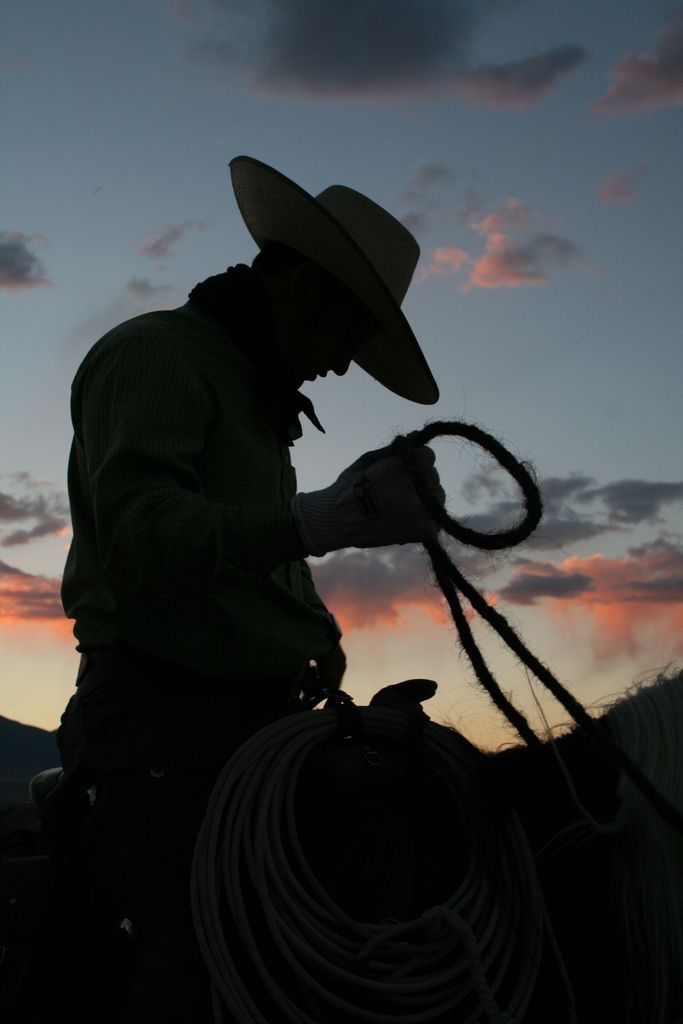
[603,670,683,1024]
[486,728,621,853]
[606,669,683,815]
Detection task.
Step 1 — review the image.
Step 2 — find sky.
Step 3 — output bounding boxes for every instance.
[1,0,682,748]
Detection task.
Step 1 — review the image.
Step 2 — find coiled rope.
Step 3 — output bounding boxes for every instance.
[390,420,683,835]
[191,705,544,1023]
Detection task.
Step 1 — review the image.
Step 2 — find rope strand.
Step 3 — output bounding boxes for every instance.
[391,420,683,836]
[425,540,541,750]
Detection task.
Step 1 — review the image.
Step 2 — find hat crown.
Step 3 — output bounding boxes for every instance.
[314,186,419,304]
[229,155,438,403]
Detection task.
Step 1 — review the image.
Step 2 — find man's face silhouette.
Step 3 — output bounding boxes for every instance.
[259,260,377,388]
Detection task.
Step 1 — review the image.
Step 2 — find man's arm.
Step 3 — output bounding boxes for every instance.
[76,334,305,595]
[299,559,346,690]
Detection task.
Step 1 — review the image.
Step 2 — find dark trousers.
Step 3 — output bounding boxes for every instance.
[42,647,302,1024]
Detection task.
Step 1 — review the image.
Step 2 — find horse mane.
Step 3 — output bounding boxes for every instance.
[476,667,683,1021]
[600,667,683,1024]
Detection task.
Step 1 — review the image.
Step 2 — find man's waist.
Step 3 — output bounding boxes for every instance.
[77,643,309,695]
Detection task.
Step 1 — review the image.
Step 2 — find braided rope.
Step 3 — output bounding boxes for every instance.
[390,420,683,835]
[191,707,544,1023]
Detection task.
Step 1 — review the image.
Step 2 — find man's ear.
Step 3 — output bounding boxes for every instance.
[289,261,325,321]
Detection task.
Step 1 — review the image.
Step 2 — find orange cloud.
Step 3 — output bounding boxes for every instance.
[418,246,471,282]
[312,548,447,632]
[580,600,683,662]
[0,614,74,643]
[311,547,502,635]
[593,22,683,114]
[418,194,581,291]
[420,232,566,290]
[463,231,579,291]
[332,597,447,635]
[499,541,683,660]
[0,560,64,621]
[466,231,547,290]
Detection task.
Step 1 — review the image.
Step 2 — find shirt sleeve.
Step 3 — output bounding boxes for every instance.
[75,334,305,595]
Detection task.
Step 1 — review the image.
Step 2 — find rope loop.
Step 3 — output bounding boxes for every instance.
[390,420,543,550]
[192,707,544,1023]
[390,418,683,835]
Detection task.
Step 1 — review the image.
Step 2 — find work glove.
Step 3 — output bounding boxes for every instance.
[291,445,445,556]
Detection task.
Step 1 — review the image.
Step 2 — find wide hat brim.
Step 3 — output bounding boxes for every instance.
[229,156,439,405]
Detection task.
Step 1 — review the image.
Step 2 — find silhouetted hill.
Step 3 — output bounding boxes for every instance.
[0,715,59,807]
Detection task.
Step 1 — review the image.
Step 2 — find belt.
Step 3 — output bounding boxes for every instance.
[75,644,311,707]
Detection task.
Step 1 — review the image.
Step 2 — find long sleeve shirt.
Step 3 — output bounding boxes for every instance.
[61,301,338,677]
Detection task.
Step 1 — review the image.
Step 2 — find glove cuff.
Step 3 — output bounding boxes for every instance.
[291,490,343,557]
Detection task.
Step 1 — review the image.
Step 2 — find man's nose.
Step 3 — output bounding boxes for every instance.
[332,351,353,376]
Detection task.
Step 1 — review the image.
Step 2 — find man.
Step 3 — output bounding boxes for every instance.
[51,156,444,1023]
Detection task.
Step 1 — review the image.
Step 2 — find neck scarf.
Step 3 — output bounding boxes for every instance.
[188,264,324,446]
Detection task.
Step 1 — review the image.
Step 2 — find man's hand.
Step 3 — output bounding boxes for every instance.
[310,643,347,691]
[292,444,445,556]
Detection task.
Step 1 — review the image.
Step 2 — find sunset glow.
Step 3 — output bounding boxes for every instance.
[1,1,680,736]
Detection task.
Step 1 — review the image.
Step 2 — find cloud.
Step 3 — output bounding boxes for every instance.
[308,542,497,633]
[576,479,683,525]
[140,221,208,260]
[401,210,435,238]
[310,546,445,631]
[180,1,586,109]
[0,474,70,547]
[0,231,51,290]
[165,0,228,28]
[418,246,471,282]
[468,197,538,235]
[461,504,613,550]
[593,21,683,114]
[454,45,587,110]
[462,479,607,550]
[308,530,683,669]
[404,162,458,194]
[400,161,459,236]
[529,474,597,507]
[125,277,175,300]
[498,540,683,660]
[416,188,581,290]
[599,163,649,205]
[465,231,580,290]
[0,559,64,621]
[528,474,618,548]
[251,0,469,99]
[456,471,683,551]
[500,560,594,605]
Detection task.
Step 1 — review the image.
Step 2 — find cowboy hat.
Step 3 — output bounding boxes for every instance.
[229,156,439,405]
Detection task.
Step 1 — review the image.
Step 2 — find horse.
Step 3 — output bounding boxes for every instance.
[487,667,683,1023]
[190,668,683,1023]
[3,670,681,1023]
[605,668,683,1022]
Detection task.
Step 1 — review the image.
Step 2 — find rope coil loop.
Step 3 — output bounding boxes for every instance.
[191,706,544,1024]
[390,421,543,550]
[391,418,683,835]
